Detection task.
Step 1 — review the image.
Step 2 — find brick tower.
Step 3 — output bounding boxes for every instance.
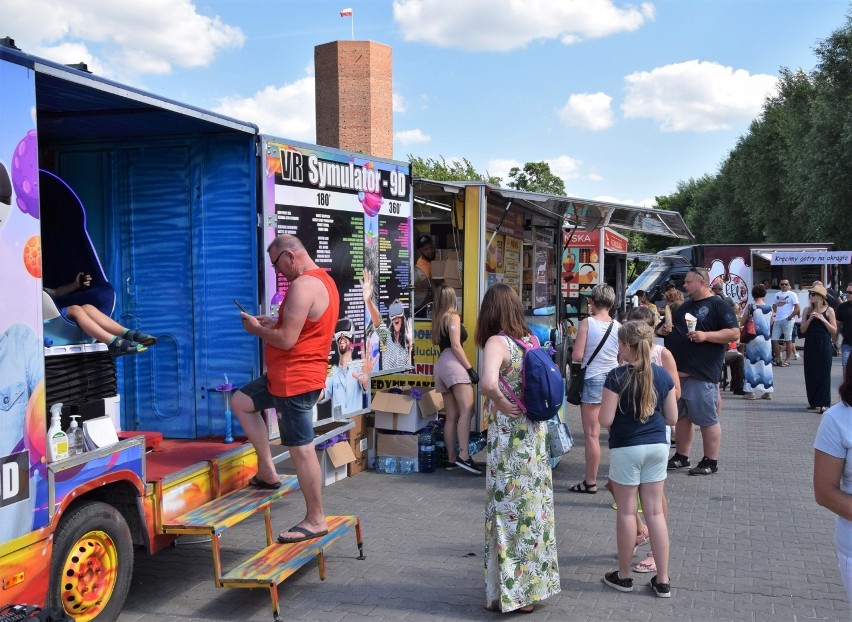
[314,41,393,159]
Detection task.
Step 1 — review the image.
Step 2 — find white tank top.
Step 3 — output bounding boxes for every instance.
[651,343,663,366]
[583,318,620,378]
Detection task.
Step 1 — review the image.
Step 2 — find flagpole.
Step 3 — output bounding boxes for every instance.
[351,11,355,40]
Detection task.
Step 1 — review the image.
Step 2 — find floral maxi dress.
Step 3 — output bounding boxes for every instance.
[484,335,561,612]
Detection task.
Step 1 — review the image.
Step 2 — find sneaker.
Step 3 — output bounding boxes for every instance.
[455,457,483,475]
[667,454,690,470]
[603,570,633,592]
[794,352,800,360]
[688,456,718,476]
[444,463,458,471]
[650,575,671,598]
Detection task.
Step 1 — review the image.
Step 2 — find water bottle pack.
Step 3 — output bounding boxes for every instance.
[374,455,416,474]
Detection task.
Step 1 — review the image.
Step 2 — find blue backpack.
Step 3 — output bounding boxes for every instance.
[499,334,565,422]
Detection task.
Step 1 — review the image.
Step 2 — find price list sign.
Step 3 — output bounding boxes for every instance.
[265,140,412,357]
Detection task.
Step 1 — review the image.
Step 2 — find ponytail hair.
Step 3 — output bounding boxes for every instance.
[617,320,657,423]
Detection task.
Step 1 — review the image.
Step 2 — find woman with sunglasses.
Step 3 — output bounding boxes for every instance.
[362,270,412,371]
[800,283,838,414]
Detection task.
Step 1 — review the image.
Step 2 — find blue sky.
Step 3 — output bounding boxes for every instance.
[3,0,849,206]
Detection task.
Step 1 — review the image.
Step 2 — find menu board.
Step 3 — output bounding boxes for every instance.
[265,140,412,415]
[502,236,522,295]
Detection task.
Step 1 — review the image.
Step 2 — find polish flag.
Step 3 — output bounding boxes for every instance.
[340,8,352,16]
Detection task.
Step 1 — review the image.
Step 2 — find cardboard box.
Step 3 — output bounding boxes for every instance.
[431,258,463,282]
[372,387,443,432]
[375,431,420,471]
[316,441,356,487]
[347,414,369,476]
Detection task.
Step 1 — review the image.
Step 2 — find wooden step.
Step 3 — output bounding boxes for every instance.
[220,515,362,588]
[162,475,299,535]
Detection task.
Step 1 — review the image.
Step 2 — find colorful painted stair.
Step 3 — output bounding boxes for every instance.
[221,515,364,621]
[162,474,300,535]
[161,476,364,621]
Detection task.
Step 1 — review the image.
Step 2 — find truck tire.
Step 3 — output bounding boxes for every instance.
[48,501,134,622]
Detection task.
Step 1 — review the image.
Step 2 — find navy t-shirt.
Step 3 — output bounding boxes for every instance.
[664,294,738,382]
[605,364,674,449]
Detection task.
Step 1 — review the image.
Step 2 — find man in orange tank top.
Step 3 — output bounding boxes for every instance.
[232,234,340,543]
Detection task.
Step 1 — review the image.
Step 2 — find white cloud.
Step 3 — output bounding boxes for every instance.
[393,92,407,113]
[558,92,614,130]
[1,0,244,78]
[215,78,316,142]
[486,158,522,184]
[587,172,604,182]
[393,0,654,52]
[622,60,778,132]
[395,129,431,144]
[546,155,583,180]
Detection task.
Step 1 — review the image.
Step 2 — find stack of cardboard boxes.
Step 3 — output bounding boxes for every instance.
[371,387,444,471]
[431,249,462,293]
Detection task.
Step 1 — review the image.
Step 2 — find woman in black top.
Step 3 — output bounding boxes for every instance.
[432,285,480,473]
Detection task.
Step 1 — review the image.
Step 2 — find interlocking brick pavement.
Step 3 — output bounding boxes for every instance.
[119,357,848,621]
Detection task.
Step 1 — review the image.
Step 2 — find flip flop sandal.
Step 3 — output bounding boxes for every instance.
[569,480,597,494]
[634,554,656,573]
[248,475,281,490]
[276,525,328,544]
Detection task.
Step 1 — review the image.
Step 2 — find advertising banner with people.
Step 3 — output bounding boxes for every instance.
[262,139,412,416]
[0,59,47,541]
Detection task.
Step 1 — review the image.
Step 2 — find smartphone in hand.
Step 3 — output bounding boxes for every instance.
[234,299,249,314]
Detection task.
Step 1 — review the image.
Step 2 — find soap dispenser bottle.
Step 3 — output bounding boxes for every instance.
[47,403,69,462]
[68,415,84,455]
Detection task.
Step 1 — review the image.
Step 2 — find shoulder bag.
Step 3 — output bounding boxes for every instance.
[548,406,574,458]
[566,321,614,405]
[740,304,757,343]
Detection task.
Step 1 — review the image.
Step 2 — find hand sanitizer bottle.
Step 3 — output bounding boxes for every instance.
[68,415,84,455]
[47,403,69,462]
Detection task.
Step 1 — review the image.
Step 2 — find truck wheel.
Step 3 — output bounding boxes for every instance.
[48,501,134,622]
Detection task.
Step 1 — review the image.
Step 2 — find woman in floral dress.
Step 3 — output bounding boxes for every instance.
[475,283,560,614]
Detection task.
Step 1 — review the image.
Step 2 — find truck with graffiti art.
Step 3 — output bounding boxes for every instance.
[1,42,410,621]
[627,243,844,312]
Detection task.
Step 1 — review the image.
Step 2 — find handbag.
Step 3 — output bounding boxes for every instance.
[741,305,757,343]
[548,409,574,458]
[566,321,614,405]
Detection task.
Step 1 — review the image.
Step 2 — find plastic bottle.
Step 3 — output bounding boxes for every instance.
[68,415,84,455]
[434,440,447,468]
[46,403,69,462]
[418,428,435,473]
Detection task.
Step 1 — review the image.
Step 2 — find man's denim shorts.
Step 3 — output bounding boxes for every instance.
[239,375,320,447]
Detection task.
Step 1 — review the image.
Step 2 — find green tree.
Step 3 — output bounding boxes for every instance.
[409,155,501,185]
[506,162,566,195]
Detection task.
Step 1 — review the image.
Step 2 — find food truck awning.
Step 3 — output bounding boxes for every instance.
[412,178,694,239]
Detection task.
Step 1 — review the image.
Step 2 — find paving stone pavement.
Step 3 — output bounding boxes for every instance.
[118,357,848,622]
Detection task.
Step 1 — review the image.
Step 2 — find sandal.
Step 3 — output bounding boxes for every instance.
[569,480,597,494]
[743,393,758,400]
[634,552,656,573]
[107,337,147,356]
[124,329,158,346]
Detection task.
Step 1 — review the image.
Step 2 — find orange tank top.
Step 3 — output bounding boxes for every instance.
[266,269,340,397]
